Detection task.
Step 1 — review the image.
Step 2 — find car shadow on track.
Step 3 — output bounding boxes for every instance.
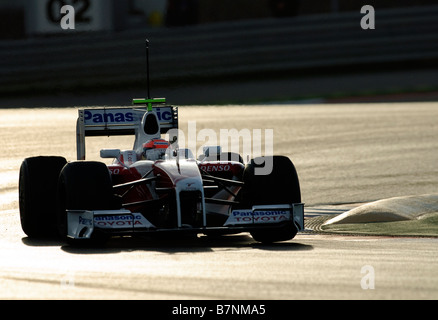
[21,236,64,247]
[21,234,313,254]
[23,233,313,254]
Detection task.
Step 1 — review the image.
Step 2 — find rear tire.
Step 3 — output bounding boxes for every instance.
[19,156,67,238]
[241,156,301,243]
[57,161,119,245]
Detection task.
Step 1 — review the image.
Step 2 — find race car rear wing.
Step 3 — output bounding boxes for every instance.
[76,98,178,160]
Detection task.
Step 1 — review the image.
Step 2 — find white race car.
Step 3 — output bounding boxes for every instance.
[19,41,303,245]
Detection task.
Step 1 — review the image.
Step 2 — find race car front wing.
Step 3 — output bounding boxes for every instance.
[66,203,304,240]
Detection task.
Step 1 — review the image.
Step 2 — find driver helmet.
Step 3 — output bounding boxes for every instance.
[142,138,170,160]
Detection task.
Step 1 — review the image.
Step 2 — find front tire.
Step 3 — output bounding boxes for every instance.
[241,156,301,243]
[57,161,119,244]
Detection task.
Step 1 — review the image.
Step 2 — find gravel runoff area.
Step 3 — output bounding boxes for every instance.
[306,194,438,237]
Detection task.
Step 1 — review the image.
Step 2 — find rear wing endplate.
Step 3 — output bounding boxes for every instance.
[76,99,178,160]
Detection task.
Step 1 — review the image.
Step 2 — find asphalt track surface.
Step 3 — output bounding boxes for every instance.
[1,103,438,300]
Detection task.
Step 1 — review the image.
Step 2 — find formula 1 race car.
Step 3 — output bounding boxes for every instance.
[19,98,303,245]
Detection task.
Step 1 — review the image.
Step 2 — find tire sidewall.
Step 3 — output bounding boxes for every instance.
[241,156,301,243]
[56,161,117,242]
[19,156,67,237]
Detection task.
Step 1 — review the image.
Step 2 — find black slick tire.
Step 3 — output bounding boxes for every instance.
[19,156,67,238]
[241,156,301,243]
[57,161,119,245]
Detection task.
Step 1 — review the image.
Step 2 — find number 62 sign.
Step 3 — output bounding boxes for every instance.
[26,0,114,35]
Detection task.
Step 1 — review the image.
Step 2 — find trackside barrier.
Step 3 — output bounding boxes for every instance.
[0,6,437,95]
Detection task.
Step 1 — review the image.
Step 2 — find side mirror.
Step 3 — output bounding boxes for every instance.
[100,149,121,159]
